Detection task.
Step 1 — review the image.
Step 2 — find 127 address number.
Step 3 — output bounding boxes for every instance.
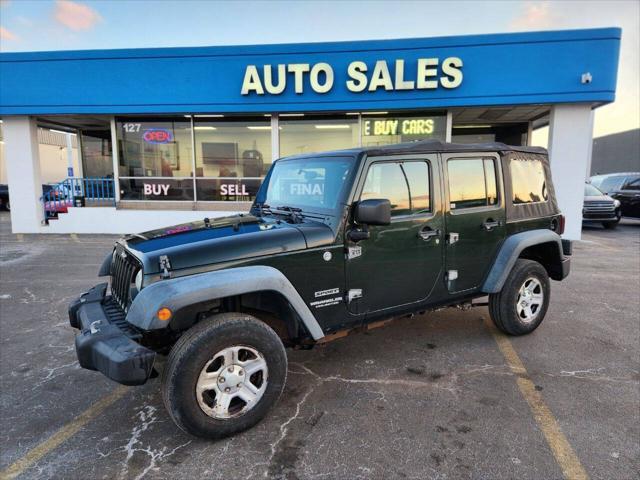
[122,123,141,133]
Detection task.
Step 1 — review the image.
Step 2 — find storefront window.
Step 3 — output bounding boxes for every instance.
[116,116,193,200]
[194,116,271,201]
[81,130,112,178]
[361,113,447,147]
[280,115,359,157]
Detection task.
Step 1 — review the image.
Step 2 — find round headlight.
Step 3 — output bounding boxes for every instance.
[613,199,621,208]
[135,270,143,291]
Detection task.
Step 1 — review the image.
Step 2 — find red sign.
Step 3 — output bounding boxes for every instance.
[143,129,173,144]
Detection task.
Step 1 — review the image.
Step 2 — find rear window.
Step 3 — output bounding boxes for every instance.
[447,158,499,210]
[510,158,548,204]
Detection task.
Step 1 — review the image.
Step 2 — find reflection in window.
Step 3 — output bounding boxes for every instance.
[402,161,431,213]
[591,175,626,193]
[279,116,359,157]
[361,163,410,216]
[194,117,271,179]
[623,177,640,191]
[510,159,548,204]
[116,117,192,178]
[264,157,354,211]
[448,158,499,210]
[484,159,498,206]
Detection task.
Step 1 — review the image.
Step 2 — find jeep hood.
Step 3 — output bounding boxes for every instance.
[122,214,334,275]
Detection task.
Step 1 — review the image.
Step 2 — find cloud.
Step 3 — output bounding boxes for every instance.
[510,2,556,31]
[0,26,19,41]
[54,0,102,31]
[16,16,34,28]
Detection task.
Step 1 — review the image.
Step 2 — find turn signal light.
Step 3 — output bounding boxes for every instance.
[157,307,172,321]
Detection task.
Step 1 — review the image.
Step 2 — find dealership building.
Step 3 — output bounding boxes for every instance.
[0,27,621,239]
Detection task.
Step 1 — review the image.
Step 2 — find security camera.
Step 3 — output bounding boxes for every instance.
[581,72,593,84]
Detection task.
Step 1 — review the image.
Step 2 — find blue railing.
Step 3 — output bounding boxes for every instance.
[42,177,115,220]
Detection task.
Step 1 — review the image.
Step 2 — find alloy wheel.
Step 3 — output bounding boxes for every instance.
[196,345,268,419]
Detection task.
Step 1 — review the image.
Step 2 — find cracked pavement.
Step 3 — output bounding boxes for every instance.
[0,212,638,479]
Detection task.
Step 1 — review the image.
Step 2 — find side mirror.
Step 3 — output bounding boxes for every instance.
[354,199,391,226]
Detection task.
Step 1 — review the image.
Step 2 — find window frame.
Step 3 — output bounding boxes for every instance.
[445,154,502,215]
[353,155,435,222]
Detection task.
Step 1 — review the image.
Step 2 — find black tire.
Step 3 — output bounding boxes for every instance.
[162,312,287,439]
[489,259,550,336]
[602,220,618,229]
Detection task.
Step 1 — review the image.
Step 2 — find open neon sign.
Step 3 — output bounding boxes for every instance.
[143,128,173,144]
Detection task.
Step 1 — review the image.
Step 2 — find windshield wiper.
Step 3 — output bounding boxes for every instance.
[254,202,274,217]
[272,205,305,223]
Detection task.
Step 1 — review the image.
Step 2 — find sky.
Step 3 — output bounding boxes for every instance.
[0,0,638,139]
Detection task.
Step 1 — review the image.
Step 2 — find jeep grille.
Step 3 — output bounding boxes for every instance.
[110,244,140,312]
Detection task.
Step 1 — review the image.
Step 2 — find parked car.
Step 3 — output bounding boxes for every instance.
[68,140,571,439]
[0,184,8,211]
[590,172,640,218]
[583,182,621,229]
[0,184,64,213]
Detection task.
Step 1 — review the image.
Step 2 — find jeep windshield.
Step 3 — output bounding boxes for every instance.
[256,155,357,216]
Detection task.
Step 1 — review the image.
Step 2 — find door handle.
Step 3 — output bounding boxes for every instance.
[418,227,441,241]
[482,219,501,231]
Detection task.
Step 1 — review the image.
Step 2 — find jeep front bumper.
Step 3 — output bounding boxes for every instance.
[69,283,155,386]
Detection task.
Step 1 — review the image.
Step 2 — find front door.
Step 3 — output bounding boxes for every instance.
[346,156,444,314]
[443,153,506,293]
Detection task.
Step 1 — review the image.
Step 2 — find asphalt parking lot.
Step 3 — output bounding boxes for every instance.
[0,211,638,480]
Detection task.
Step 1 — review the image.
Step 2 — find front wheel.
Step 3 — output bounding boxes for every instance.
[602,220,619,229]
[161,313,287,439]
[489,259,550,335]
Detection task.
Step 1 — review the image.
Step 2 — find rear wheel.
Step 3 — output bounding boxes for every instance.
[489,259,550,335]
[162,312,287,439]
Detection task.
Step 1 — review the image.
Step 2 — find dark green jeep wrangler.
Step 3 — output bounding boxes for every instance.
[69,140,571,439]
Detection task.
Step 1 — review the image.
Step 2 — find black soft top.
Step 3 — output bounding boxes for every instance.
[360,139,547,157]
[282,140,547,160]
[280,139,558,222]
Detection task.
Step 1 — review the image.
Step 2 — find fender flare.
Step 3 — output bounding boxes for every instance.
[125,265,325,340]
[481,229,563,294]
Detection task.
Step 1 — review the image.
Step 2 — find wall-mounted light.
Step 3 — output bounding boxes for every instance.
[194,126,217,130]
[195,114,224,118]
[361,111,388,115]
[247,126,272,130]
[315,125,352,129]
[581,72,593,84]
[280,113,305,117]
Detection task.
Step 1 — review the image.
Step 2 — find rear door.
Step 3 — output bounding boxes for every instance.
[443,153,506,293]
[346,155,444,314]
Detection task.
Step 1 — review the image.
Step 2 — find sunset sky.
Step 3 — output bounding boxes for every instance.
[1,0,638,139]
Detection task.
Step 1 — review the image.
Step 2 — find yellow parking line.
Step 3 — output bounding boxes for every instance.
[485,319,589,480]
[0,386,128,480]
[16,234,23,242]
[70,233,81,243]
